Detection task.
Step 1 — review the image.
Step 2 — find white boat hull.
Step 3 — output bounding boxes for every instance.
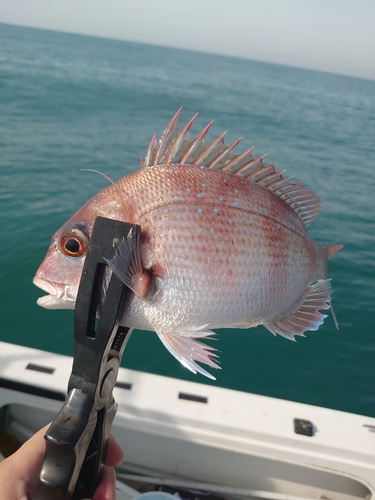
[0,341,374,499]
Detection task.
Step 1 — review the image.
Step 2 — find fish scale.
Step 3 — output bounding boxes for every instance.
[120,165,323,328]
[34,109,343,379]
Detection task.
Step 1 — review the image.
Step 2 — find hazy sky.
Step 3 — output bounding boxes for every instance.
[1,0,375,81]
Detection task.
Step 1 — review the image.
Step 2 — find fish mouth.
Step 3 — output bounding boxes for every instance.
[33,277,76,310]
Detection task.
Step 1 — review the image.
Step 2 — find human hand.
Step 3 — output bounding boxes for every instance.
[0,424,124,500]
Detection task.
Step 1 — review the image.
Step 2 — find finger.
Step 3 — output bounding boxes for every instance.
[104,434,124,467]
[82,436,123,499]
[93,465,116,500]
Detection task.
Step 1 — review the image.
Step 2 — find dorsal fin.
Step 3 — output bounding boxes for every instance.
[140,109,321,226]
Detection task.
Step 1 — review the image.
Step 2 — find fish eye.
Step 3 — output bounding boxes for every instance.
[58,226,89,257]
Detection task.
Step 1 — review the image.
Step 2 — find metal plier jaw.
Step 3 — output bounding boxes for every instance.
[34,216,140,500]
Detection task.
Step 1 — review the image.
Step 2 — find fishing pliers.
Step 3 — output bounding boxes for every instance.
[33,216,140,500]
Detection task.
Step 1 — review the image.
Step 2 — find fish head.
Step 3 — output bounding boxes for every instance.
[33,220,90,309]
[34,184,127,309]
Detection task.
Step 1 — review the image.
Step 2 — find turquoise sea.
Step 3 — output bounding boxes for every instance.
[1,23,374,417]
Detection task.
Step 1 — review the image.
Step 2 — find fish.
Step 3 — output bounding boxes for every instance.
[33,108,343,379]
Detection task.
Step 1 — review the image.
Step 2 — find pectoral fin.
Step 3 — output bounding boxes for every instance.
[264,279,333,340]
[104,231,153,299]
[156,325,221,380]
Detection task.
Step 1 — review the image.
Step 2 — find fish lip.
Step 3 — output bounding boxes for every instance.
[33,277,58,296]
[33,277,76,309]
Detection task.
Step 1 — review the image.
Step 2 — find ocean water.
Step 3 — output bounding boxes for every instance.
[1,23,374,417]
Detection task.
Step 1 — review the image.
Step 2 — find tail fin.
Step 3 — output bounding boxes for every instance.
[325,244,343,329]
[326,244,344,260]
[330,301,339,330]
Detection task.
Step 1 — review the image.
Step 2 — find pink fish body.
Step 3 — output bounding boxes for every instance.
[34,109,343,378]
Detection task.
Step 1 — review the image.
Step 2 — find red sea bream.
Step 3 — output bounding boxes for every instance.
[34,109,343,378]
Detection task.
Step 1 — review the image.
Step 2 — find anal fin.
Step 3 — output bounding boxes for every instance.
[264,279,333,339]
[156,325,221,380]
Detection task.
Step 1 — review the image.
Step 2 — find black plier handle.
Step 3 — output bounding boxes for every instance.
[34,216,140,500]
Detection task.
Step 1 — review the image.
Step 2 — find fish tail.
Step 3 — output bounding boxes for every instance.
[326,244,344,259]
[330,300,339,330]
